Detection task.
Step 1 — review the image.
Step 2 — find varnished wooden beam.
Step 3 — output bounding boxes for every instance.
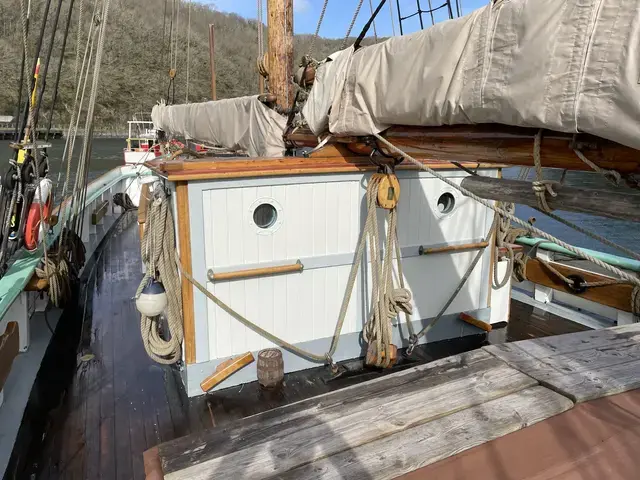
[523,259,635,312]
[287,125,640,176]
[461,175,640,222]
[176,182,196,364]
[145,155,501,182]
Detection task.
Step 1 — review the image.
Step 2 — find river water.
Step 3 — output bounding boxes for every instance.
[1,138,637,258]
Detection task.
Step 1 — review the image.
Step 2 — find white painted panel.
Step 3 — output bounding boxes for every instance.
[200,172,502,361]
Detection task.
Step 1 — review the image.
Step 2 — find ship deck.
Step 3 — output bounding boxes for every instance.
[12,212,595,479]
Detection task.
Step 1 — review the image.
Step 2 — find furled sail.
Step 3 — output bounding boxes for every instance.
[151,96,287,157]
[304,0,640,151]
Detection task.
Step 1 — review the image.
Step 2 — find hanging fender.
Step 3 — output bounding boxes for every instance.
[24,178,53,252]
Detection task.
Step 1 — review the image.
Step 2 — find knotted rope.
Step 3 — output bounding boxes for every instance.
[532,130,558,213]
[136,187,183,364]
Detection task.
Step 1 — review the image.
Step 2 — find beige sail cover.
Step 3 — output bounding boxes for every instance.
[304,0,640,150]
[151,96,287,157]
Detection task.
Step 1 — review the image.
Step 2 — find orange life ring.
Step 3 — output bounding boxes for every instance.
[25,192,52,251]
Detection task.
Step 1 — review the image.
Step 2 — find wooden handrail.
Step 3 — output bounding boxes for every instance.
[208,261,304,282]
[419,241,489,255]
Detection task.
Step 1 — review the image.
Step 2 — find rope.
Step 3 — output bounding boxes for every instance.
[342,0,364,49]
[388,0,396,35]
[185,0,191,103]
[406,217,497,355]
[309,0,329,56]
[367,0,378,42]
[136,188,183,364]
[361,174,412,367]
[74,0,85,82]
[372,132,640,288]
[572,140,622,186]
[532,129,558,214]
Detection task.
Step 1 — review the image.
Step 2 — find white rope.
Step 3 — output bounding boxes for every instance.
[367,0,378,42]
[388,0,396,36]
[373,132,640,288]
[342,0,364,49]
[362,175,412,367]
[309,0,329,56]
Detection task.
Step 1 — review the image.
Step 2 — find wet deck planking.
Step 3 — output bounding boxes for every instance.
[33,215,591,480]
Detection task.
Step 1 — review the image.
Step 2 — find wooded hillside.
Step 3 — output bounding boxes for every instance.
[0,0,358,129]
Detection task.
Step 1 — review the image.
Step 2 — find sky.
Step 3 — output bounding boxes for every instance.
[202,0,489,39]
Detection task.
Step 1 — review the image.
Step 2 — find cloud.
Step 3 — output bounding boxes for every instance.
[294,0,311,13]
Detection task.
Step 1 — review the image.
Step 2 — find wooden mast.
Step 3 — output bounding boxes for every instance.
[208,24,217,100]
[266,0,294,110]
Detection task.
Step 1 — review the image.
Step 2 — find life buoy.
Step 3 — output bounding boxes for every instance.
[25,178,53,252]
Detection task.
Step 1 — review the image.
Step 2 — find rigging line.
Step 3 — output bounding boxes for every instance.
[368,0,378,42]
[388,0,396,36]
[185,0,191,102]
[74,0,111,237]
[174,0,181,71]
[46,0,76,141]
[32,0,65,131]
[13,0,30,141]
[168,0,175,71]
[257,0,264,58]
[74,0,85,83]
[342,0,365,49]
[373,132,640,287]
[17,0,53,146]
[354,0,387,50]
[309,0,329,56]
[61,0,99,242]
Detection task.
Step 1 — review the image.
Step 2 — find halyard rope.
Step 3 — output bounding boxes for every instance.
[372,132,640,288]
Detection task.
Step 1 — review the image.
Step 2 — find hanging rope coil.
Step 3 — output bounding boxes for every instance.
[136,187,183,364]
[361,173,412,367]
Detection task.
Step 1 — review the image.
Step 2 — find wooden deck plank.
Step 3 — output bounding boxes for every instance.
[158,350,493,473]
[485,324,640,402]
[161,358,536,479]
[278,386,572,480]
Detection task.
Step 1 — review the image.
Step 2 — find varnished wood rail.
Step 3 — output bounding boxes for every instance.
[207,261,304,282]
[419,241,489,255]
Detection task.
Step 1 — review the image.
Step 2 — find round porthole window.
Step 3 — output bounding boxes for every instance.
[437,192,456,214]
[253,203,278,229]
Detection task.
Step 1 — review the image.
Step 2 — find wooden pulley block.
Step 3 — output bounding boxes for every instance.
[372,173,400,209]
[365,342,398,368]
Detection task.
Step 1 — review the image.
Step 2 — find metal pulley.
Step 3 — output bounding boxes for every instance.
[371,173,400,209]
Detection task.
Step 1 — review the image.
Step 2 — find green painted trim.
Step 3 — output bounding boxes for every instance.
[515,236,640,273]
[0,165,150,319]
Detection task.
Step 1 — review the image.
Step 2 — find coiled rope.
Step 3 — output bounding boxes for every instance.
[362,174,412,367]
[136,187,183,364]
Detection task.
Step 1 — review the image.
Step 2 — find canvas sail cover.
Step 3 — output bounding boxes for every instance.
[151,96,287,157]
[303,0,640,151]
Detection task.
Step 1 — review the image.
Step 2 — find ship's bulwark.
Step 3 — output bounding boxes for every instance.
[304,0,640,152]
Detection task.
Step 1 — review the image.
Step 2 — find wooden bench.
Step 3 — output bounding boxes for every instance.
[91,200,109,225]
